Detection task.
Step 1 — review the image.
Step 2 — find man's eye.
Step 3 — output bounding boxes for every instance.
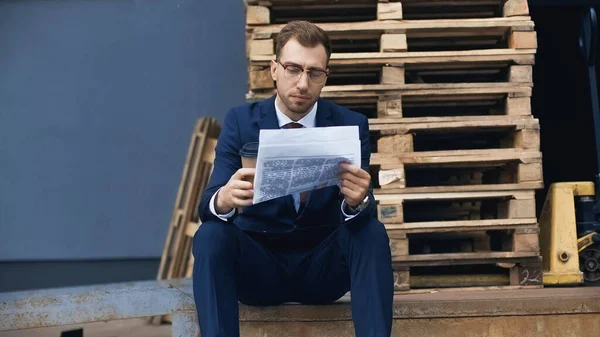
[287,66,302,73]
[310,72,324,79]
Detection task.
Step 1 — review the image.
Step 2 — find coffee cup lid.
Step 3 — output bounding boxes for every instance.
[239,142,259,157]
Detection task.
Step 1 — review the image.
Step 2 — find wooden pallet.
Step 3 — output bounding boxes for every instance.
[393,255,542,291]
[248,17,535,54]
[249,50,535,90]
[246,0,529,25]
[370,116,539,156]
[369,147,542,193]
[375,189,536,224]
[151,117,221,324]
[248,84,533,119]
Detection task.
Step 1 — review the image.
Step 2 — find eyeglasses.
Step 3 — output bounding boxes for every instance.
[276,60,329,85]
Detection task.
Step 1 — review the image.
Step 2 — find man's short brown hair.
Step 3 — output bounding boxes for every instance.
[275,20,332,66]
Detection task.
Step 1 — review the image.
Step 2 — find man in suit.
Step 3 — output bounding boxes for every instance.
[192,20,393,337]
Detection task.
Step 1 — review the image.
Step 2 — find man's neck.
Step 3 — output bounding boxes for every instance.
[275,95,312,122]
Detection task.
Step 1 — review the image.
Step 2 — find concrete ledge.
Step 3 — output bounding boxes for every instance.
[2,278,600,333]
[240,286,600,322]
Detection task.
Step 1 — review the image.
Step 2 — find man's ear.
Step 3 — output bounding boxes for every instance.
[270,60,277,81]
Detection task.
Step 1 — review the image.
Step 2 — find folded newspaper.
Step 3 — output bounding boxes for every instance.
[252,125,361,204]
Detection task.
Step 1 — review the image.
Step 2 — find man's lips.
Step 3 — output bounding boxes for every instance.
[291,95,310,101]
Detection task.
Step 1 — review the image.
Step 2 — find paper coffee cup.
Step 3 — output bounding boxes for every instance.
[239,142,258,169]
[238,142,259,213]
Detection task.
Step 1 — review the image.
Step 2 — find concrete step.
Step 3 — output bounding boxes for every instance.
[239,286,600,337]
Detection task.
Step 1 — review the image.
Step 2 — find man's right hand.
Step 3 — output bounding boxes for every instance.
[214,168,256,214]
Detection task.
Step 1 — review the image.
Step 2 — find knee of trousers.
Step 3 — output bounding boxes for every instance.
[343,216,390,248]
[192,220,237,261]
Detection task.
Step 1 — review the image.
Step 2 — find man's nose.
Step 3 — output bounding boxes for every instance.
[296,71,309,91]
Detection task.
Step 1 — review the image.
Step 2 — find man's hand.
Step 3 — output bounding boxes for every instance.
[215,168,256,214]
[339,162,371,207]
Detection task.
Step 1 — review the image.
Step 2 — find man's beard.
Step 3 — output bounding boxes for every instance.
[284,95,314,115]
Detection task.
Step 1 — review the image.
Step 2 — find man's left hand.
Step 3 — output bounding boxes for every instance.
[339,162,371,207]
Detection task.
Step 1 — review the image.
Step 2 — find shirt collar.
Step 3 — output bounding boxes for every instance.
[274,96,317,128]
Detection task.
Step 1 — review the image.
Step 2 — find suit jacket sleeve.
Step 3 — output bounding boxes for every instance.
[198,108,242,223]
[341,115,377,224]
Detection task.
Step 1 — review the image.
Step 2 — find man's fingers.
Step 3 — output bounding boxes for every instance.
[339,171,370,188]
[231,180,254,190]
[342,178,361,193]
[340,186,360,203]
[339,162,370,179]
[232,188,254,200]
[233,168,256,180]
[232,196,254,207]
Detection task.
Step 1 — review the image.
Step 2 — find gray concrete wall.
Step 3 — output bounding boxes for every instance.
[0,0,247,262]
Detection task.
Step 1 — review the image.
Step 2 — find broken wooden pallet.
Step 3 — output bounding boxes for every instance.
[245,0,529,25]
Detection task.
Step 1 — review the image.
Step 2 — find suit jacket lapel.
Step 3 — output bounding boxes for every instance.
[258,94,280,131]
[315,98,335,128]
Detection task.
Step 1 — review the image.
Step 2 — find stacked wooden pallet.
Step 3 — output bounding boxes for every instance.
[245,0,542,292]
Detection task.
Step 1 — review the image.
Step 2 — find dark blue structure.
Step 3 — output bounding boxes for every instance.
[0,0,247,291]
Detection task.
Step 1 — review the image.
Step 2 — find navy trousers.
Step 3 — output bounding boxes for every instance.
[192,217,394,337]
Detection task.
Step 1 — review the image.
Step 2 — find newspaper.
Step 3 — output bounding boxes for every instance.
[252,125,361,204]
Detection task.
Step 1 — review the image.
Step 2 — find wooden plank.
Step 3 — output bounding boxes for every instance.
[381,34,407,52]
[509,65,533,83]
[510,260,543,286]
[385,218,537,232]
[374,182,543,194]
[377,134,413,154]
[503,0,529,17]
[518,162,543,183]
[249,17,534,39]
[395,251,539,264]
[377,98,403,117]
[506,96,531,116]
[247,5,270,25]
[369,117,539,132]
[371,148,541,165]
[497,198,536,219]
[378,2,403,20]
[249,67,273,90]
[512,233,540,252]
[249,39,274,57]
[369,115,537,125]
[375,189,534,202]
[381,66,405,85]
[389,231,409,258]
[509,31,537,49]
[379,204,404,223]
[393,268,410,291]
[249,48,536,65]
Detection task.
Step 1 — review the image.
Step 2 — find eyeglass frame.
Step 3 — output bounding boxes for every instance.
[274,60,330,85]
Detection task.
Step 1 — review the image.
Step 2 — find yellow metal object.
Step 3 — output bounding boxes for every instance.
[578,232,599,252]
[539,182,594,285]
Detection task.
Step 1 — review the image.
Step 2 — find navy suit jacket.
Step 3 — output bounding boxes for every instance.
[198,94,377,235]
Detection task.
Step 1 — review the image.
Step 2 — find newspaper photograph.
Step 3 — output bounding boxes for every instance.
[252,125,361,204]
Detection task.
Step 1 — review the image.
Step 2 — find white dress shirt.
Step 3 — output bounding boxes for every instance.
[209,99,359,221]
